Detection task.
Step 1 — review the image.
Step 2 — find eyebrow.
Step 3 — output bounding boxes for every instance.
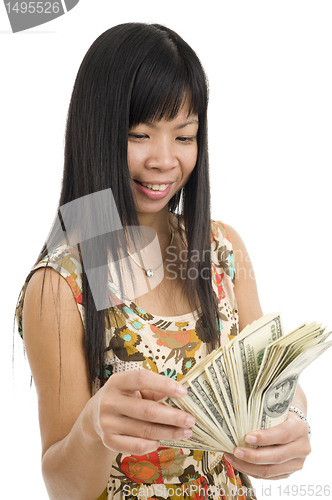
[144,119,199,130]
[175,119,199,130]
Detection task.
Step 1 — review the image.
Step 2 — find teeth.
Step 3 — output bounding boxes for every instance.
[141,182,170,191]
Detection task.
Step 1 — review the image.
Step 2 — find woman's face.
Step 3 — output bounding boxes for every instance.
[127,102,199,219]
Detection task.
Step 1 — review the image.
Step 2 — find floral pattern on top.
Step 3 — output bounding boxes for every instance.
[16,220,257,500]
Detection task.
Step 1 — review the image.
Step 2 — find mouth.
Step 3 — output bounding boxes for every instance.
[133,180,173,199]
[135,180,171,192]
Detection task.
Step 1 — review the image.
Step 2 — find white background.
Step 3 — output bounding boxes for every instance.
[1,1,332,499]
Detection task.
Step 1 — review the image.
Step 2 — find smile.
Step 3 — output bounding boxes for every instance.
[140,182,170,191]
[133,180,173,199]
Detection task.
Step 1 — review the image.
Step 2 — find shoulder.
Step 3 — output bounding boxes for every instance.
[19,245,84,339]
[210,220,234,257]
[222,223,248,256]
[23,266,84,338]
[42,245,83,280]
[215,221,252,280]
[210,220,232,244]
[35,244,83,307]
[24,265,78,308]
[211,220,253,264]
[210,220,249,255]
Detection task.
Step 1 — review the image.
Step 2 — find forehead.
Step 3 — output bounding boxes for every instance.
[144,100,199,126]
[129,86,202,127]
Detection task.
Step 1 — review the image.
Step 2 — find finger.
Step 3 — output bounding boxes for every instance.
[231,439,311,466]
[103,433,160,455]
[106,414,193,442]
[244,415,308,447]
[140,389,167,401]
[250,473,292,481]
[268,474,292,480]
[104,392,195,428]
[224,453,304,480]
[109,370,187,399]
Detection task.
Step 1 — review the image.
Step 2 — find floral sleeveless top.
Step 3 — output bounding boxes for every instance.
[17,220,257,500]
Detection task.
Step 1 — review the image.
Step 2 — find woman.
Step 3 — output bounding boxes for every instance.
[16,23,311,500]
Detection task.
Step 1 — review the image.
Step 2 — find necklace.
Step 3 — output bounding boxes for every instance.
[125,227,174,278]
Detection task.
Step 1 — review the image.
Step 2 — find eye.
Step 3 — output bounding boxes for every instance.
[176,136,196,143]
[128,133,148,139]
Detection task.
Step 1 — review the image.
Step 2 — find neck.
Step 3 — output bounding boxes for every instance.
[136,207,172,246]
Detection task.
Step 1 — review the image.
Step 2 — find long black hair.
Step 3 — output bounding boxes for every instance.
[18,23,221,390]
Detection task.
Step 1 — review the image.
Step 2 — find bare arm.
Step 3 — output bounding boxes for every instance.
[224,224,310,480]
[23,268,194,500]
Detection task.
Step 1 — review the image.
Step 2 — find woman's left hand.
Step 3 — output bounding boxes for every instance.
[224,411,311,480]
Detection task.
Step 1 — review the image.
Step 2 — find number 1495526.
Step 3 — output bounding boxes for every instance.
[5,2,61,14]
[277,485,330,497]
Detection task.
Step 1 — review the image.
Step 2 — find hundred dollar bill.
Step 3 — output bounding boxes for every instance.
[159,439,221,452]
[204,361,239,443]
[212,351,236,416]
[187,370,237,445]
[248,323,330,432]
[181,387,234,452]
[251,322,327,401]
[257,340,332,431]
[234,313,283,401]
[278,324,328,373]
[162,397,221,449]
[166,386,234,452]
[205,363,231,419]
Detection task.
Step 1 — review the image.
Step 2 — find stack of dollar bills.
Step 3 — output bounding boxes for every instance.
[159,313,331,452]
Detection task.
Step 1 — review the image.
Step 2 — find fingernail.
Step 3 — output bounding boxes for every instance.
[245,434,257,444]
[183,428,193,438]
[175,385,187,397]
[234,448,245,459]
[185,415,195,427]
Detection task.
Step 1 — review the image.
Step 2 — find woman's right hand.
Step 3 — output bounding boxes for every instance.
[87,370,195,456]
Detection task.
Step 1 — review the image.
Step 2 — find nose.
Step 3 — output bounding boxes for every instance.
[145,137,178,171]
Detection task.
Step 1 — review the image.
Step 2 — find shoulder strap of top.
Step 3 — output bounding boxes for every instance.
[36,245,83,305]
[211,220,232,245]
[210,220,236,283]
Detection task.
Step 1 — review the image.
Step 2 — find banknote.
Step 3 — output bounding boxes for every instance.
[159,312,331,451]
[234,313,283,400]
[186,370,237,445]
[257,340,332,431]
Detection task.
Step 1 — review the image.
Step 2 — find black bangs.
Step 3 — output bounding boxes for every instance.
[129,26,207,126]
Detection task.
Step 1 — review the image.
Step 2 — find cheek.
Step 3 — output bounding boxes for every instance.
[127,145,141,172]
[184,148,198,175]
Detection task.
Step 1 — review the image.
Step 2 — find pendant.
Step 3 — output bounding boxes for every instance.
[145,269,154,278]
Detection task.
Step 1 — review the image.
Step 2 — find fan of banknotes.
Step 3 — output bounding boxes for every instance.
[159,313,332,452]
